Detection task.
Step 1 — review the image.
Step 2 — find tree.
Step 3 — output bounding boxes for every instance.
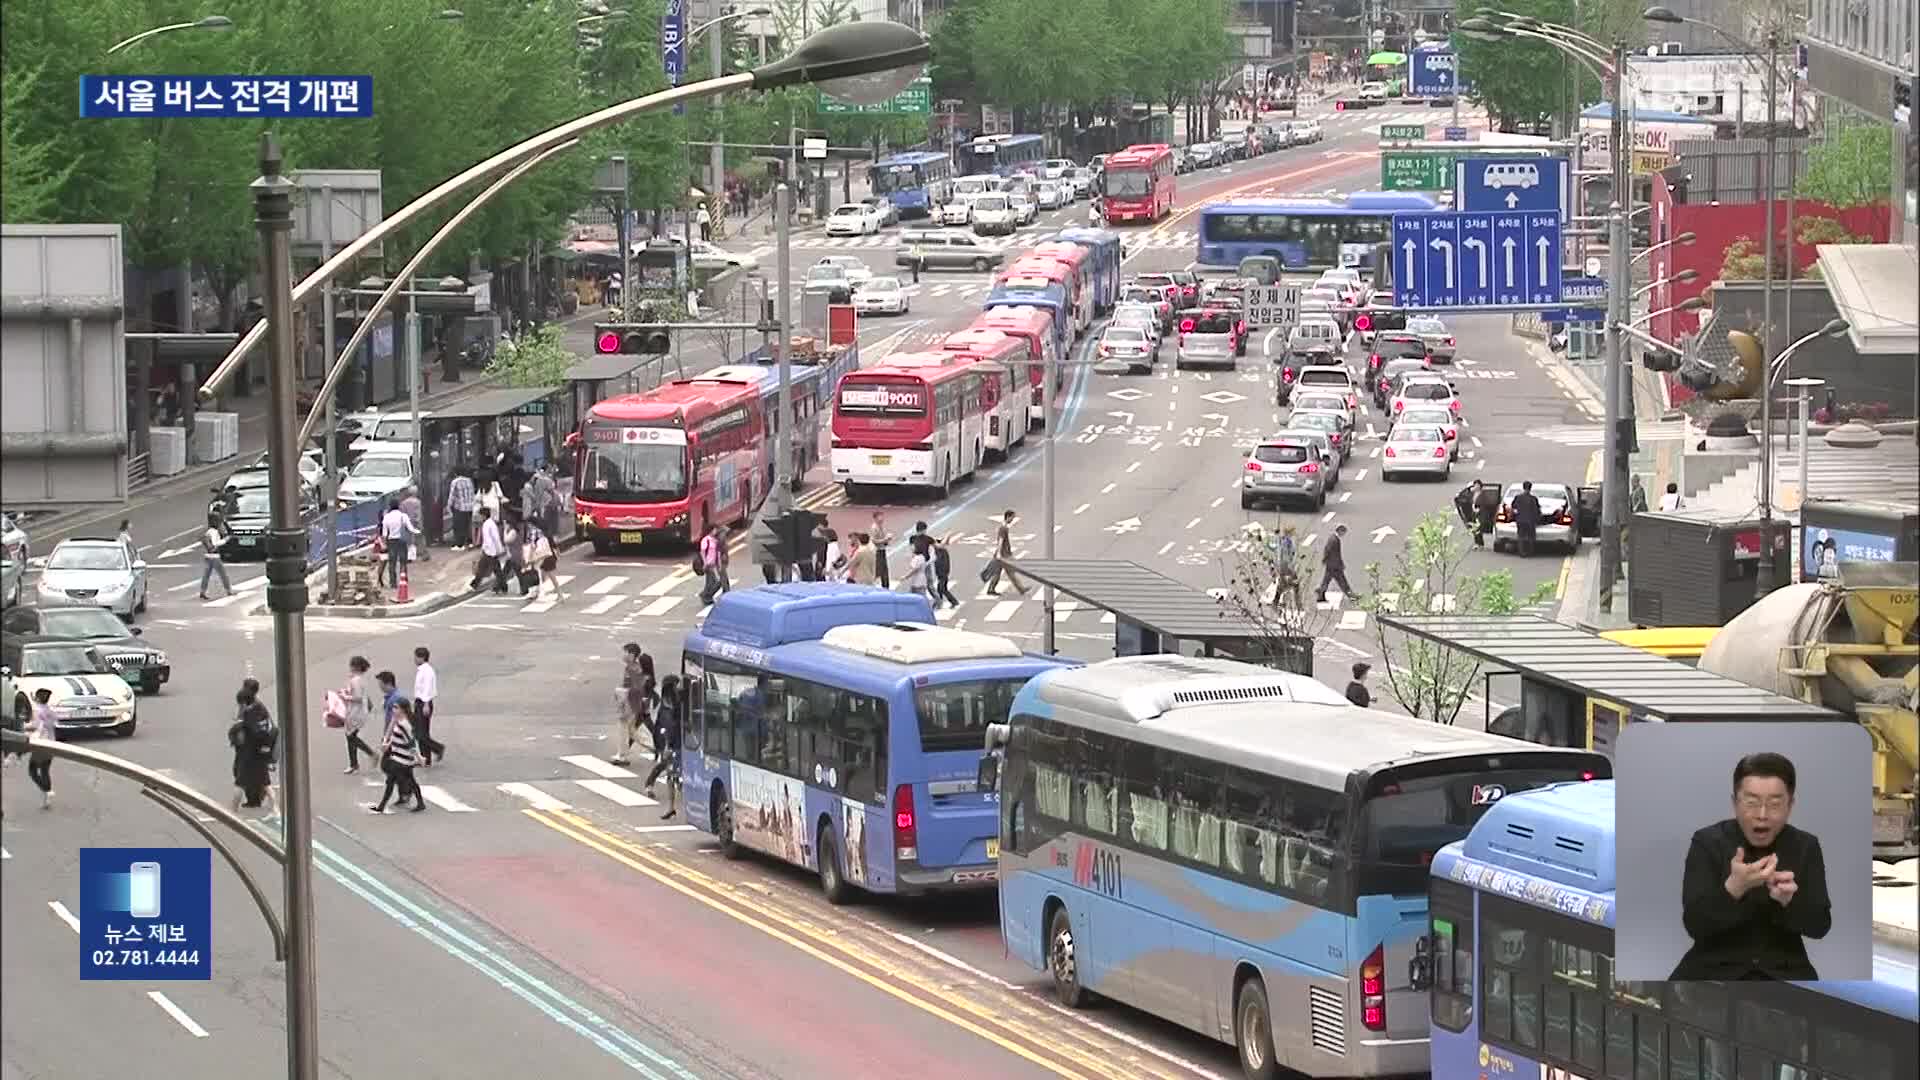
[1456,0,1648,133]
[0,62,73,222]
[1718,215,1868,283]
[1797,122,1894,209]
[1359,512,1557,723]
[1213,523,1337,671]
[485,323,574,388]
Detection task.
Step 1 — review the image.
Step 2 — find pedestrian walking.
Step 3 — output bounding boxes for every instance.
[1512,481,1544,557]
[1270,525,1303,608]
[381,498,415,588]
[522,464,559,541]
[697,203,713,242]
[413,647,444,766]
[117,519,138,565]
[229,678,278,813]
[525,519,564,599]
[1345,661,1373,707]
[400,486,429,563]
[198,514,234,599]
[644,674,682,796]
[820,527,848,583]
[1315,524,1355,603]
[342,656,379,774]
[1630,475,1649,514]
[697,524,731,604]
[932,534,960,608]
[849,533,878,585]
[24,688,57,809]
[610,644,655,766]
[899,546,930,596]
[501,511,528,594]
[869,512,893,589]
[981,510,1029,596]
[477,471,507,523]
[447,468,476,549]
[470,507,509,593]
[368,697,426,814]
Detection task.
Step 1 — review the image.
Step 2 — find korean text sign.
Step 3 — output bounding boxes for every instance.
[80,76,373,118]
[80,847,212,981]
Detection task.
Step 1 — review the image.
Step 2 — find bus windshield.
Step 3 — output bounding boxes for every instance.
[1105,169,1154,198]
[1358,758,1605,893]
[914,678,1024,753]
[869,165,916,194]
[579,437,688,502]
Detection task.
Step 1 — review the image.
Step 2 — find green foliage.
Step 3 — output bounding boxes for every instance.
[949,0,1235,117]
[1456,0,1647,132]
[1797,123,1893,209]
[1214,523,1336,664]
[0,62,74,222]
[1360,512,1556,723]
[485,323,574,388]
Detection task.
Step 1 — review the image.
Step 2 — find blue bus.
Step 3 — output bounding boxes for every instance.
[868,150,953,219]
[1046,228,1123,314]
[1195,192,1440,272]
[985,655,1612,1078]
[1430,780,1918,1080]
[968,133,1046,175]
[683,587,1079,901]
[982,283,1071,364]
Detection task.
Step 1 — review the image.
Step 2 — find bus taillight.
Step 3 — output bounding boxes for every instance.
[893,784,918,861]
[1360,944,1386,1031]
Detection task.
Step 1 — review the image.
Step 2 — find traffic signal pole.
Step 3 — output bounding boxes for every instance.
[772,182,795,519]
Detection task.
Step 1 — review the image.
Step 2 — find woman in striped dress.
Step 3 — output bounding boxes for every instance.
[368,698,426,813]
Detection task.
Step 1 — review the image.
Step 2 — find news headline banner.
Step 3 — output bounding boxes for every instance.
[80,75,373,118]
[79,847,213,981]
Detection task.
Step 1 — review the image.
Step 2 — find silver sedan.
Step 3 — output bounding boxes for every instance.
[1380,424,1453,482]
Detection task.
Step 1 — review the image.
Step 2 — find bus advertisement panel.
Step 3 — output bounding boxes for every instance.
[970,305,1063,428]
[988,655,1610,1078]
[934,329,1031,458]
[1048,228,1123,314]
[999,258,1089,337]
[830,359,988,495]
[1196,192,1440,272]
[1102,143,1176,223]
[1430,780,1917,1080]
[867,150,953,218]
[1024,243,1095,331]
[571,380,767,552]
[683,603,1080,899]
[693,358,839,494]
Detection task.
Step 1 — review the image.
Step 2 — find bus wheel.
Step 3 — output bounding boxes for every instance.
[816,823,852,905]
[713,787,741,859]
[1234,976,1278,1080]
[936,459,951,499]
[1046,905,1089,1007]
[591,537,612,556]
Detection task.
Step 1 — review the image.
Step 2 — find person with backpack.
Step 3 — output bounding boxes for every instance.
[199,513,233,600]
[697,524,730,604]
[229,678,278,813]
[643,673,681,796]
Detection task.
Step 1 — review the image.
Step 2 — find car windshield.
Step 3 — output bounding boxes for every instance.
[1393,426,1445,444]
[1402,408,1452,427]
[1409,318,1447,334]
[1255,444,1309,464]
[227,490,273,516]
[975,196,1009,210]
[1292,413,1338,432]
[226,470,271,490]
[1402,382,1452,401]
[1295,396,1344,412]
[1378,338,1426,358]
[865,277,901,292]
[832,205,863,217]
[1105,328,1145,343]
[807,266,846,282]
[22,644,109,676]
[1121,289,1160,304]
[39,607,132,639]
[350,456,412,479]
[371,418,415,441]
[47,545,127,571]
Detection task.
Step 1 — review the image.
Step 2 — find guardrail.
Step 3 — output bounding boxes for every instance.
[305,496,382,570]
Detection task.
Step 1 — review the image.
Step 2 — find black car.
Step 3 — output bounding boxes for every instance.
[214,488,320,560]
[1,604,169,693]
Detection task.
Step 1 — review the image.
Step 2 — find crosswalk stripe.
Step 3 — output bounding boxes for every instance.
[1100,611,1116,624]
[204,592,249,608]
[574,779,656,807]
[561,754,637,780]
[1054,600,1080,623]
[985,599,1022,622]
[584,576,627,594]
[418,785,479,812]
[639,595,684,616]
[497,782,571,811]
[581,594,626,615]
[640,574,685,596]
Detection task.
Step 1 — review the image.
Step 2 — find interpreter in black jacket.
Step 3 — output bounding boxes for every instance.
[1670,751,1832,981]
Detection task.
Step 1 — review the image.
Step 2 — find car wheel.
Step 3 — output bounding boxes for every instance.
[1240,493,1255,509]
[972,258,989,271]
[115,718,137,737]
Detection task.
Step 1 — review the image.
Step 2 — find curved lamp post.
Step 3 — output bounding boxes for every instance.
[197,19,929,405]
[107,14,233,53]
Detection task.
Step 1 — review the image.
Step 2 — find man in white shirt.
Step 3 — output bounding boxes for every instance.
[469,507,509,594]
[199,515,233,600]
[380,499,414,588]
[1659,482,1684,512]
[412,646,444,766]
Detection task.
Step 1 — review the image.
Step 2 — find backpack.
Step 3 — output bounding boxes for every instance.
[690,547,706,575]
[252,714,279,760]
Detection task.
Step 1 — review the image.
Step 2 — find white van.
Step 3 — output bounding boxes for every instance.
[1286,317,1343,357]
[970,194,1017,236]
[1295,365,1360,408]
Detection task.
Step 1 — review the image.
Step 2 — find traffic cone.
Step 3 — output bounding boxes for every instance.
[396,566,411,604]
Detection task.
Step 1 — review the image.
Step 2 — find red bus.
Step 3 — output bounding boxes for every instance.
[935,329,1031,460]
[830,357,988,497]
[571,379,768,553]
[999,257,1090,339]
[1102,143,1175,224]
[969,305,1062,429]
[1024,243,1094,332]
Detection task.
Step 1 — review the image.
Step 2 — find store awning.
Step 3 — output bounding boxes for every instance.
[1816,243,1920,355]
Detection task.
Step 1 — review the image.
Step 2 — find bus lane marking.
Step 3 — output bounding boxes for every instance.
[524,809,1146,1080]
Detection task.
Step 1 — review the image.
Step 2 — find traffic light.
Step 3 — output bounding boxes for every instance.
[594,323,672,355]
[759,508,824,569]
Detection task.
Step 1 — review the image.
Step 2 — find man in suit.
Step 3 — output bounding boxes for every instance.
[1512,480,1543,557]
[1670,752,1832,980]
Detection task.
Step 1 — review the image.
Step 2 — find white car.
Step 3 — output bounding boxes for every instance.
[826,202,884,237]
[1034,181,1065,210]
[813,255,872,291]
[645,236,759,273]
[1288,120,1323,143]
[1380,424,1453,481]
[1390,374,1462,420]
[35,539,148,619]
[1359,82,1389,103]
[349,410,429,456]
[1317,268,1369,307]
[1110,304,1163,346]
[1406,315,1457,362]
[854,275,910,316]
[1,637,138,737]
[1008,189,1040,225]
[1396,405,1461,460]
[336,448,416,507]
[1040,158,1074,180]
[2,513,29,608]
[1068,168,1096,198]
[970,195,1018,236]
[1189,142,1220,167]
[938,199,973,227]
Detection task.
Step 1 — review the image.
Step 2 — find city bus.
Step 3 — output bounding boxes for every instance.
[829,357,988,497]
[571,379,768,553]
[970,305,1063,429]
[934,328,1031,459]
[683,600,1081,900]
[867,150,953,219]
[983,270,1073,359]
[693,361,836,494]
[1024,243,1096,331]
[968,133,1046,175]
[1101,143,1176,223]
[1195,192,1440,272]
[1429,779,1918,1080]
[997,257,1089,338]
[983,655,1612,1079]
[1047,227,1124,314]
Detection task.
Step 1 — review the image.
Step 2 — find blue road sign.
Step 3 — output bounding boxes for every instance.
[1456,156,1569,213]
[1444,127,1469,141]
[1393,211,1564,309]
[1410,48,1458,98]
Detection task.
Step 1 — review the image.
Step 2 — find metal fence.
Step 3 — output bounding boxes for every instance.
[305,497,382,570]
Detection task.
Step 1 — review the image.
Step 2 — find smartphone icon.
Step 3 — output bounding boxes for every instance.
[128,862,162,919]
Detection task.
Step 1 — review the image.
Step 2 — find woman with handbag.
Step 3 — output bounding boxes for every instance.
[526,521,564,600]
[339,656,379,774]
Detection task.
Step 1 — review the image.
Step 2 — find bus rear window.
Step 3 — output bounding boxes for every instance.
[913,678,1025,753]
[1356,756,1610,894]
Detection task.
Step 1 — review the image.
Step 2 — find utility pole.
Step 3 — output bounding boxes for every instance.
[1598,39,1632,613]
[709,0,726,199]
[1040,351,1058,655]
[320,189,340,599]
[1755,27,1783,597]
[771,183,794,516]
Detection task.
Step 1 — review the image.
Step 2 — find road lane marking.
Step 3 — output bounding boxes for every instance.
[984,600,1022,622]
[48,900,80,932]
[148,991,211,1038]
[640,575,685,596]
[1209,497,1223,508]
[574,779,656,807]
[582,594,627,615]
[1099,483,1115,494]
[562,754,638,779]
[629,824,696,834]
[1126,462,1141,473]
[1072,503,1091,515]
[418,785,479,812]
[1157,541,1175,555]
[639,596,684,616]
[1184,517,1202,530]
[1,846,10,859]
[585,576,627,594]
[497,783,571,811]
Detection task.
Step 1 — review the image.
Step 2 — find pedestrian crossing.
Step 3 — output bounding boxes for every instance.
[1353,109,1481,135]
[1523,420,1689,447]
[351,752,693,829]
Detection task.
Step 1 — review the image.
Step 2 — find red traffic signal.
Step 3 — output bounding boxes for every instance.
[593,324,671,355]
[1354,313,1373,332]
[595,330,622,354]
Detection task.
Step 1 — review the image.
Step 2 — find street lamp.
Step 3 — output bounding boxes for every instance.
[107,14,233,53]
[1633,268,1698,298]
[1631,229,1696,263]
[226,22,927,1080]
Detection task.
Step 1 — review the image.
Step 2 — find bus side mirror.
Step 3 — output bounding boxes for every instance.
[976,755,999,794]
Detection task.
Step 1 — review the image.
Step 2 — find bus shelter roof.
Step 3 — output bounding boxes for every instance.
[564,354,648,383]
[993,558,1265,641]
[426,386,560,421]
[1378,614,1842,722]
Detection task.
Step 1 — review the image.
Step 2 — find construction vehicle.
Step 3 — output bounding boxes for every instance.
[1699,563,1919,860]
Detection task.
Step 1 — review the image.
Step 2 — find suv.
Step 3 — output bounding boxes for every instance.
[1295,365,1361,411]
[1175,310,1238,371]
[1241,438,1329,510]
[1375,357,1433,409]
[3,604,169,693]
[895,229,1002,272]
[1368,331,1430,380]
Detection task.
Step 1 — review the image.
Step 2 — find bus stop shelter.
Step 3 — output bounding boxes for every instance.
[562,353,664,425]
[419,385,570,546]
[996,558,1313,673]
[1377,614,1842,752]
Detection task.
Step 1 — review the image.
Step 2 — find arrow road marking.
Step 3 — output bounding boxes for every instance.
[1536,235,1551,286]
[1461,236,1488,287]
[1429,238,1455,289]
[1501,236,1517,288]
[1455,357,1479,368]
[1201,412,1230,425]
[1108,410,1135,425]
[1105,517,1142,534]
[1370,525,1397,544]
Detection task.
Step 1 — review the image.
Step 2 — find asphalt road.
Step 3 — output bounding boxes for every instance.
[3,97,1625,1079]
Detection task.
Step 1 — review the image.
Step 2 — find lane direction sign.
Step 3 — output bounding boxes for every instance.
[1392,211,1563,308]
[1456,156,1569,214]
[1410,48,1459,98]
